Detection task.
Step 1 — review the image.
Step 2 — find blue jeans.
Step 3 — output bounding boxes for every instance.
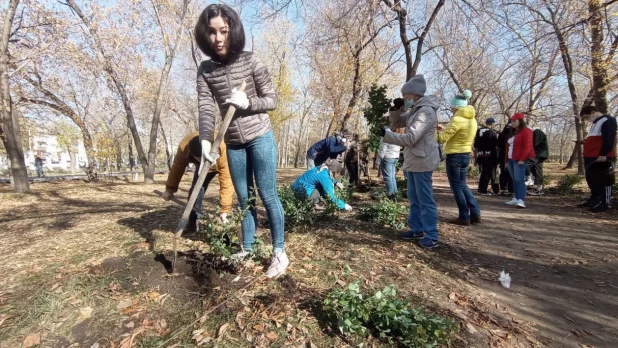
[407,171,439,240]
[445,154,481,221]
[380,158,398,196]
[508,159,527,200]
[227,130,285,253]
[188,170,217,223]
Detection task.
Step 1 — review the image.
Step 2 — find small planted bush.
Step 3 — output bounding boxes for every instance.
[198,208,245,257]
[278,184,345,231]
[357,198,407,229]
[556,174,583,193]
[323,282,455,347]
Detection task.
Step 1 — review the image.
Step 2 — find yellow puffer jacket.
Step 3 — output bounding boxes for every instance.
[436,105,478,155]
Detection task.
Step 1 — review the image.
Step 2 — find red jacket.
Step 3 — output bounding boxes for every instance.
[509,127,536,161]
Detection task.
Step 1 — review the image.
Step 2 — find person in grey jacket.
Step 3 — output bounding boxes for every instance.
[195,4,287,278]
[380,74,441,249]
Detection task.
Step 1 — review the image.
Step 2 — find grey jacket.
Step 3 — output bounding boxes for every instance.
[383,95,440,173]
[197,52,277,145]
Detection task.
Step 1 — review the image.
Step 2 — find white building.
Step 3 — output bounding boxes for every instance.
[24,135,88,171]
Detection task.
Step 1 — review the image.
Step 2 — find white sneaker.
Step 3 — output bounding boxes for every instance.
[266,252,289,278]
[516,199,526,208]
[505,198,519,205]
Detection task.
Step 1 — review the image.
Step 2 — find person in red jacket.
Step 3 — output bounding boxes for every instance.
[505,113,536,208]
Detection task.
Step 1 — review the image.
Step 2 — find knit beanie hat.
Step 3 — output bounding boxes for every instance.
[450,90,472,109]
[485,117,496,125]
[401,74,426,96]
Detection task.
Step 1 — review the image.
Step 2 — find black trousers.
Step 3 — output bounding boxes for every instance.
[477,157,498,193]
[346,162,359,184]
[527,158,544,186]
[584,157,615,205]
[499,160,514,193]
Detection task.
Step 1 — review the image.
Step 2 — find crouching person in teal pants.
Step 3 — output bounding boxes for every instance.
[292,158,353,211]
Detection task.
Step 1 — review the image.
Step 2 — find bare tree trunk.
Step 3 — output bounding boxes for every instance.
[159,121,172,170]
[0,0,29,192]
[64,0,148,175]
[144,0,189,183]
[128,134,135,172]
[588,0,609,114]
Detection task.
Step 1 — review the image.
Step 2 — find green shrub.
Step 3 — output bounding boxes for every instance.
[556,174,583,193]
[198,207,245,258]
[323,282,455,347]
[356,198,407,229]
[467,166,480,178]
[278,185,320,230]
[543,174,551,185]
[277,184,345,231]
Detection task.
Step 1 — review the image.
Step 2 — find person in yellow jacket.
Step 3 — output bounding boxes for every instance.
[161,131,234,233]
[436,90,481,226]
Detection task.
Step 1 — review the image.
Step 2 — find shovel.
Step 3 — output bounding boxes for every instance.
[172,81,247,271]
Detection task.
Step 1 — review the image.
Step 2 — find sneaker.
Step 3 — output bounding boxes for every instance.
[590,202,609,213]
[471,216,482,224]
[266,252,289,278]
[529,190,544,196]
[478,192,492,196]
[418,237,439,249]
[400,231,424,240]
[505,198,519,205]
[448,218,470,226]
[516,199,526,208]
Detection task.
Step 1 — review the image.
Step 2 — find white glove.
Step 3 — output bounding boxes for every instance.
[201,139,215,172]
[344,203,353,211]
[219,213,229,224]
[225,88,249,110]
[335,182,344,190]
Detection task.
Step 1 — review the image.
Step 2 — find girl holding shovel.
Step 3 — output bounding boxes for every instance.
[195,4,287,278]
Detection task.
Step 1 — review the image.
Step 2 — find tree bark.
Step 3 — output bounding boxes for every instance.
[64,0,148,175]
[144,0,189,182]
[547,7,585,174]
[588,0,609,114]
[0,0,29,192]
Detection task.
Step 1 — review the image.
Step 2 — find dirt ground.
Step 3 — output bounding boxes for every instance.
[0,164,616,347]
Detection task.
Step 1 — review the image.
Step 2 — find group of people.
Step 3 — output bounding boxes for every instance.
[158,3,615,279]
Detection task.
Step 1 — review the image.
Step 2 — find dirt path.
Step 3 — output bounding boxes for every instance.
[0,166,616,347]
[426,167,618,347]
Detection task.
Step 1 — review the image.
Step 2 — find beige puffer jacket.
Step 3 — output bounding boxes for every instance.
[197,52,277,145]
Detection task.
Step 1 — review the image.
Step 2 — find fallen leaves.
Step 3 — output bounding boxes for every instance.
[116,299,133,311]
[79,306,93,319]
[266,331,279,340]
[0,314,10,327]
[22,333,41,348]
[217,323,230,339]
[192,329,212,346]
[118,327,145,348]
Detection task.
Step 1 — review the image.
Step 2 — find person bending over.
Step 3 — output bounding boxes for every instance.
[161,131,233,233]
[292,158,352,211]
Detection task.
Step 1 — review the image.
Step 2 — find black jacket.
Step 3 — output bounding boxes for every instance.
[474,126,498,158]
[497,125,513,162]
[533,128,549,161]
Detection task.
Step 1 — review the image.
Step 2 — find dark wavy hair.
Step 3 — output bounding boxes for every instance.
[194,4,245,60]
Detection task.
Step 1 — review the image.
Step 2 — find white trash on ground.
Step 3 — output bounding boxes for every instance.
[499,270,511,288]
